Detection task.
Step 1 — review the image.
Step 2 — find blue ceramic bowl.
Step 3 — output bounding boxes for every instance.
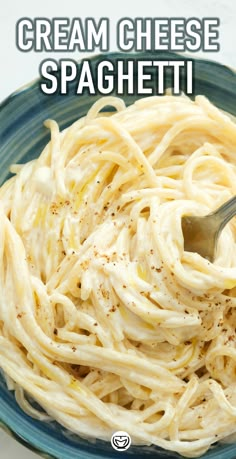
[1,52,236,459]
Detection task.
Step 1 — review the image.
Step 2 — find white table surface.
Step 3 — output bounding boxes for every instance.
[0,0,236,457]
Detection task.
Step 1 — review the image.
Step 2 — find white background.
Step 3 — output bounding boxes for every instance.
[0,0,236,457]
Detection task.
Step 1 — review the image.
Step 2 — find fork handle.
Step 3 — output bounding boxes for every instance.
[211,195,236,230]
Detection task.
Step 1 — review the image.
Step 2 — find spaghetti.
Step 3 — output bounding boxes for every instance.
[1,94,236,457]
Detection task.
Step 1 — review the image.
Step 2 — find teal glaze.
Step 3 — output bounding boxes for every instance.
[1,52,236,459]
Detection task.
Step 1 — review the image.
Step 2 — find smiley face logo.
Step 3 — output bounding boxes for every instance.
[111,431,131,451]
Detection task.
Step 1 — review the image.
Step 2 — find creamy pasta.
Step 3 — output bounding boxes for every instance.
[1,94,236,457]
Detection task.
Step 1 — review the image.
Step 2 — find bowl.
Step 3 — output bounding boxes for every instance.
[1,51,236,459]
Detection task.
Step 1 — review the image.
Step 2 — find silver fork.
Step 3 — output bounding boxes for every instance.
[181,196,236,262]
